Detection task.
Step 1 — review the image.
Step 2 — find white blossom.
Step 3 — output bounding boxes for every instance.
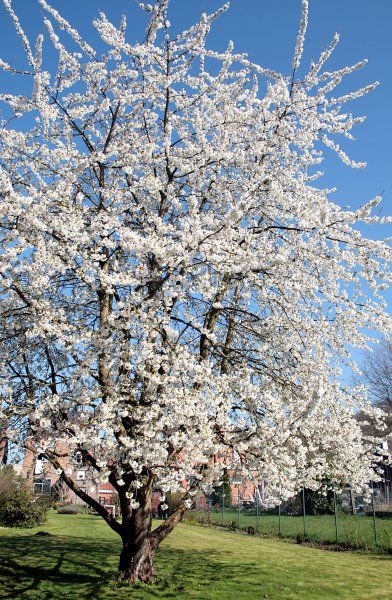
[0,0,390,526]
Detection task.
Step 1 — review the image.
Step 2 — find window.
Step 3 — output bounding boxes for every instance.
[34,478,51,494]
[76,470,85,481]
[73,451,83,465]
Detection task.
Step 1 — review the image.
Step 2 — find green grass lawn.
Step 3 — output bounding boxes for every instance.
[0,512,391,599]
[190,509,392,550]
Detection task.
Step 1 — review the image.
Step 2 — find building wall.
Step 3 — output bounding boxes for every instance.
[21,442,266,513]
[21,442,117,510]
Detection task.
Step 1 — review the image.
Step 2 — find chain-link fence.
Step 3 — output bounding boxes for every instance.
[184,483,392,552]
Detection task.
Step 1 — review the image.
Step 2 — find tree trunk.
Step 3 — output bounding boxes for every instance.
[115,470,189,584]
[116,471,158,583]
[118,536,156,583]
[116,497,188,583]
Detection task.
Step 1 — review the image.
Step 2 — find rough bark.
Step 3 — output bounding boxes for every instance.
[117,499,188,583]
[118,536,156,583]
[116,472,158,583]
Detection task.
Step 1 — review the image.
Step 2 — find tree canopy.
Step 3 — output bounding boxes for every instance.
[0,0,390,582]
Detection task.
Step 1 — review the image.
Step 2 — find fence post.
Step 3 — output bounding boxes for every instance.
[371,481,378,546]
[333,490,339,543]
[255,486,259,532]
[221,484,224,526]
[302,487,307,537]
[278,487,282,536]
[350,488,356,515]
[237,485,241,528]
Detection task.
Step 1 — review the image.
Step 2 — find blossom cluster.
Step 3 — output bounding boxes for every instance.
[0,0,390,510]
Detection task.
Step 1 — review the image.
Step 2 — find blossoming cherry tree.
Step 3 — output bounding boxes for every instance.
[0,0,390,583]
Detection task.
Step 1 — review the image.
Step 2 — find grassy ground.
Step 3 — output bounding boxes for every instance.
[188,509,392,550]
[0,513,391,599]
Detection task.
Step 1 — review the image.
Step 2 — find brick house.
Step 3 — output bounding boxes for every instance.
[21,439,269,514]
[21,442,117,514]
[21,441,170,519]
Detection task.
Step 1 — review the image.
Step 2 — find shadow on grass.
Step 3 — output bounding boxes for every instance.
[0,533,263,599]
[0,534,115,599]
[1,528,390,599]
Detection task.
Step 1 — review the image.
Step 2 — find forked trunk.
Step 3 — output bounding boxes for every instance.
[116,472,187,584]
[116,472,158,583]
[118,536,156,583]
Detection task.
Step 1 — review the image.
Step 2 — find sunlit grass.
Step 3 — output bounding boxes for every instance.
[188,508,392,550]
[0,512,391,599]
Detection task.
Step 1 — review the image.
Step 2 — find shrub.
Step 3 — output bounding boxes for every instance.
[304,489,335,515]
[280,488,335,516]
[186,509,212,526]
[57,504,82,514]
[209,471,232,508]
[83,505,98,515]
[295,533,311,544]
[370,511,392,519]
[246,525,256,535]
[0,466,48,528]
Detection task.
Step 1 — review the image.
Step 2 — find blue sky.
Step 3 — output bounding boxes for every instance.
[0,0,390,371]
[0,0,390,222]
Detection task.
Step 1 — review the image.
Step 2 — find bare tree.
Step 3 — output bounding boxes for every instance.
[361,341,392,410]
[359,340,392,434]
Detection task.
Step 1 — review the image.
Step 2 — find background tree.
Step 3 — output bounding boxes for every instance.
[360,340,392,418]
[356,339,392,458]
[0,0,391,584]
[211,470,232,508]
